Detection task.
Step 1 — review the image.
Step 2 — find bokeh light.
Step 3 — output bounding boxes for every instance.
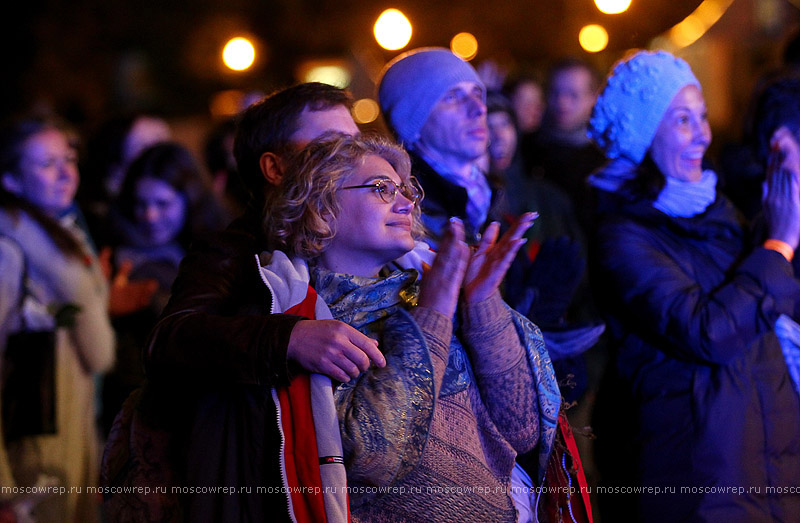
[451,32,479,61]
[670,14,705,47]
[353,98,381,124]
[374,9,413,51]
[579,24,609,53]
[665,0,733,49]
[222,37,255,71]
[209,90,245,117]
[594,0,632,15]
[297,61,352,88]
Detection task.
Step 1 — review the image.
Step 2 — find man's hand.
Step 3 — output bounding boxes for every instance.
[287,319,386,383]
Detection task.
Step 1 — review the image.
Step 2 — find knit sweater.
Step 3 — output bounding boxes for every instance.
[314,267,547,523]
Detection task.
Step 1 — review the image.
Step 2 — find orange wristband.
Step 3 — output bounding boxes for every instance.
[764,239,795,262]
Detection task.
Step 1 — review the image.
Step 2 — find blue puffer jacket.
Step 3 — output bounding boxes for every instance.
[593,191,800,522]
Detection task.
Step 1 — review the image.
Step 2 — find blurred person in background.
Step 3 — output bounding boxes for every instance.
[588,50,800,521]
[529,58,606,235]
[99,141,228,436]
[503,73,547,174]
[731,70,800,230]
[78,112,172,247]
[506,74,546,137]
[203,118,248,221]
[0,115,115,523]
[201,89,266,222]
[486,91,585,262]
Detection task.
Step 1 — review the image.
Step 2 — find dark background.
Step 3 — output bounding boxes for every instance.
[2,0,798,151]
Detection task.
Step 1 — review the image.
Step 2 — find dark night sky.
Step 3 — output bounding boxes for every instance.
[3,0,800,158]
[1,0,710,125]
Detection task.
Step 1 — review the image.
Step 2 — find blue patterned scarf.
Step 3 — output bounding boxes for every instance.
[311,266,473,396]
[311,265,560,480]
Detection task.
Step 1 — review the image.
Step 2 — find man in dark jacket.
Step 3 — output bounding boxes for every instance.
[146,83,383,387]
[103,82,383,522]
[375,49,597,343]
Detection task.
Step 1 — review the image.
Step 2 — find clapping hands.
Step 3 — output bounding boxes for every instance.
[764,126,800,250]
[418,213,537,316]
[463,213,537,303]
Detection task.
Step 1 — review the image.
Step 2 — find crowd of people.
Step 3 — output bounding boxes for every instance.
[1,41,800,523]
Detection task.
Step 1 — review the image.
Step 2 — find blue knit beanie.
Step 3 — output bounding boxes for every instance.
[378,47,484,147]
[588,50,701,164]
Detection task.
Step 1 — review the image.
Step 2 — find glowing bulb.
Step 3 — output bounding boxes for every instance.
[353,99,380,124]
[579,25,609,53]
[374,9,413,51]
[451,32,479,61]
[594,0,632,15]
[222,37,255,71]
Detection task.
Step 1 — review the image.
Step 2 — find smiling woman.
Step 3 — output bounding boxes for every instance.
[649,84,711,183]
[99,141,229,433]
[587,50,800,521]
[261,131,559,522]
[318,159,421,277]
[264,131,425,267]
[0,115,115,523]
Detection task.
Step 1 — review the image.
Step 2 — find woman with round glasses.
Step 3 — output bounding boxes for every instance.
[342,176,424,204]
[261,131,560,522]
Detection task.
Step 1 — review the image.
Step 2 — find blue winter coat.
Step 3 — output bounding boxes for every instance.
[594,192,800,522]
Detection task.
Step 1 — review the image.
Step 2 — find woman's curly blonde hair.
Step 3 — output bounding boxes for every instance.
[264,131,424,259]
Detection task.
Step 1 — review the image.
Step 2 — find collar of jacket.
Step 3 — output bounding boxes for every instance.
[610,192,746,242]
[410,151,502,216]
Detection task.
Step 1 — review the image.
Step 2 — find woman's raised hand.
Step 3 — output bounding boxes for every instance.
[463,212,537,304]
[417,219,470,318]
[764,126,800,250]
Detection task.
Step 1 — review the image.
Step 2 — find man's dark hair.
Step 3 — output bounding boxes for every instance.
[750,71,800,166]
[547,57,601,93]
[232,82,353,204]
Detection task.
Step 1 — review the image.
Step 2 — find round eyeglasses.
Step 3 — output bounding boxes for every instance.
[341,177,424,205]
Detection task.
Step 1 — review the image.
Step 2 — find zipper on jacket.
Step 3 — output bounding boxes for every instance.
[272,388,297,523]
[255,253,279,315]
[256,253,296,520]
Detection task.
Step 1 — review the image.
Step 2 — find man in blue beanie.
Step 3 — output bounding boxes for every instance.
[378,47,493,246]
[378,46,602,344]
[378,47,601,523]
